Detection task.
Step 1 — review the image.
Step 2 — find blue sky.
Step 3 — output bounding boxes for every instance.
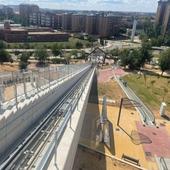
[0,0,158,12]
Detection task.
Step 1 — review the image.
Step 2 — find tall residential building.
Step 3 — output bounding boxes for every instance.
[156,0,170,35]
[19,4,39,26]
[55,14,62,29]
[85,15,97,35]
[0,6,14,19]
[62,13,72,31]
[30,11,57,28]
[71,14,86,32]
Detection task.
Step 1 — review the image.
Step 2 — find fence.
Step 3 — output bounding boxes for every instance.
[0,64,89,113]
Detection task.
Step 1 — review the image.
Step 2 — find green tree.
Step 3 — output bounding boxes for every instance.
[140,40,153,67]
[71,50,78,56]
[35,49,48,66]
[19,52,30,70]
[0,41,6,49]
[52,43,62,56]
[0,49,11,64]
[75,41,83,49]
[119,49,130,67]
[159,49,170,76]
[110,48,120,56]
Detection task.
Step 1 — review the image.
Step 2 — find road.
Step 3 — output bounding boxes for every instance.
[6,39,141,54]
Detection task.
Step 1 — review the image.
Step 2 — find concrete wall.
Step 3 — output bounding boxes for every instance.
[46,68,95,170]
[0,66,90,159]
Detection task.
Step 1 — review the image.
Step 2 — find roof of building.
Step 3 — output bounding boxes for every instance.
[28,31,67,35]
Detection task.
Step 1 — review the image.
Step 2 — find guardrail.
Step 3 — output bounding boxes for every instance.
[160,157,169,170]
[0,64,89,113]
[36,67,95,170]
[0,65,93,169]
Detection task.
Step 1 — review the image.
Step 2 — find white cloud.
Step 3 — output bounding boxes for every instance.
[0,0,158,12]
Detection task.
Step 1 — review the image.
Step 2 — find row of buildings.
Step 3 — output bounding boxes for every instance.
[156,0,170,35]
[0,5,14,19]
[0,21,69,43]
[19,4,131,38]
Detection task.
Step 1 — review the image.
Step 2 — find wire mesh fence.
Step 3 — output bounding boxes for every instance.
[0,64,89,112]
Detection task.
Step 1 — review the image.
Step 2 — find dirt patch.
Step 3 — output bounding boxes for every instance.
[98,80,126,106]
[0,63,18,72]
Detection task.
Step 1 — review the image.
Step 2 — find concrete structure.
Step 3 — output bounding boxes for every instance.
[156,0,170,35]
[71,14,86,32]
[62,13,72,31]
[0,6,14,19]
[85,15,97,35]
[19,4,39,26]
[131,19,137,42]
[36,68,95,170]
[0,22,69,42]
[28,31,69,42]
[0,64,91,163]
[98,15,121,38]
[29,12,56,28]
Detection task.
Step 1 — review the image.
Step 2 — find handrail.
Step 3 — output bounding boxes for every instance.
[160,157,169,170]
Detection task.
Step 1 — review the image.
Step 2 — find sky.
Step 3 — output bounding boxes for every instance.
[0,0,159,13]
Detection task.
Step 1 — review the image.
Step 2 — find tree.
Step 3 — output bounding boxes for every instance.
[119,49,130,67]
[19,52,30,70]
[0,49,11,64]
[35,49,48,66]
[0,41,6,49]
[140,40,153,67]
[110,48,120,57]
[75,41,83,49]
[71,50,78,56]
[81,50,86,60]
[143,18,155,38]
[159,49,170,76]
[52,43,62,56]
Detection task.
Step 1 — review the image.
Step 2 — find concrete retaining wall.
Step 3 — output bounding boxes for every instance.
[0,66,90,158]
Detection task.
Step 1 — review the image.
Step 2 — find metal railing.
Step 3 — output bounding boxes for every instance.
[0,65,93,169]
[0,64,89,113]
[36,67,95,170]
[160,157,169,170]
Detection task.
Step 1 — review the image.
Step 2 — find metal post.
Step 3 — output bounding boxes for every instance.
[36,70,40,93]
[0,85,4,113]
[117,98,123,126]
[48,66,51,90]
[70,103,73,128]
[54,131,58,165]
[23,72,27,98]
[12,72,18,110]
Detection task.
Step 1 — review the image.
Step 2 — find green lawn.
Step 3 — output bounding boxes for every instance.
[123,73,170,117]
[7,37,92,49]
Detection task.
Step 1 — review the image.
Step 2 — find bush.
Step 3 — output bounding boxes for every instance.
[75,41,83,49]
[51,58,66,64]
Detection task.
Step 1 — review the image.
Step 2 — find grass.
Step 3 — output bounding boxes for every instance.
[7,37,92,49]
[123,73,170,117]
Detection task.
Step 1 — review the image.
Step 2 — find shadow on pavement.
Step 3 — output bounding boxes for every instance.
[73,71,108,170]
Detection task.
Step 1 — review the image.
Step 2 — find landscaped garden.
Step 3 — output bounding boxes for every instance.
[123,73,170,118]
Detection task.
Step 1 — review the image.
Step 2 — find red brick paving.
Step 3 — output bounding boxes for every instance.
[114,68,126,77]
[98,69,114,83]
[136,122,170,158]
